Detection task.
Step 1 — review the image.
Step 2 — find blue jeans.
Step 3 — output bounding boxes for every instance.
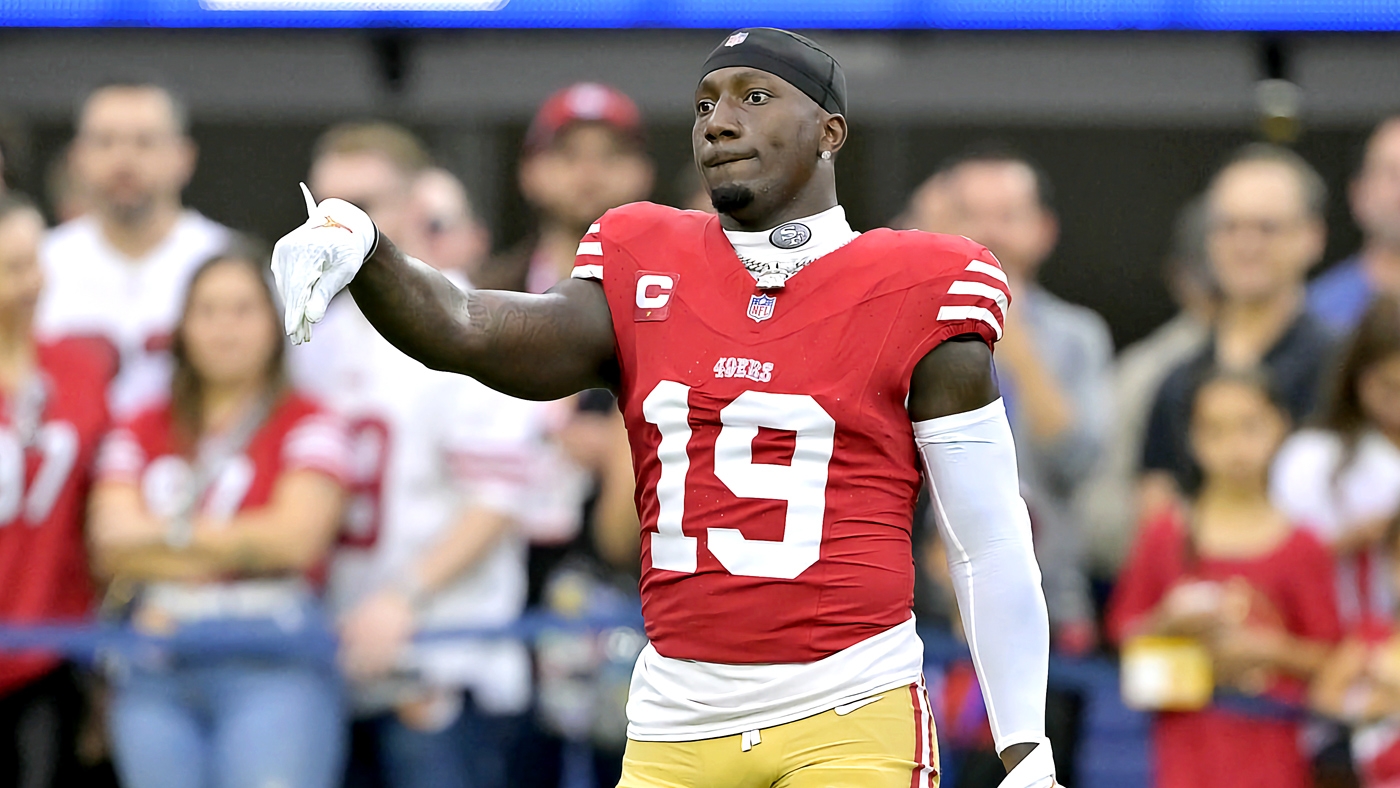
[108,654,346,788]
[345,694,524,788]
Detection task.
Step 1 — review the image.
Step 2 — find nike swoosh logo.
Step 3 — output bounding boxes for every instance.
[834,695,883,716]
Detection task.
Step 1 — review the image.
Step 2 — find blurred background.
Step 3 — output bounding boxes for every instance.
[1,24,1398,345]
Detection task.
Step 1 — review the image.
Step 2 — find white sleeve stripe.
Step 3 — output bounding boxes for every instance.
[576,241,603,256]
[587,223,601,234]
[937,305,1003,340]
[966,260,1008,284]
[947,280,1009,316]
[571,264,603,281]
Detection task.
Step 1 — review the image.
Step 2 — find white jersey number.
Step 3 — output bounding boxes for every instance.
[340,416,391,549]
[0,423,80,526]
[642,382,835,580]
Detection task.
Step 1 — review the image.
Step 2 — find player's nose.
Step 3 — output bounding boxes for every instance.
[703,97,743,143]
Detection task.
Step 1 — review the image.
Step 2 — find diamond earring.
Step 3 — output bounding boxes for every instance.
[820,151,832,161]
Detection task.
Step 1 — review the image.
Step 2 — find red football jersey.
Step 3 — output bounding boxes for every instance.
[96,392,349,561]
[575,203,1010,664]
[0,339,113,694]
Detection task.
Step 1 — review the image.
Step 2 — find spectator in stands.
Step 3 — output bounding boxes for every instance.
[1273,297,1400,626]
[1077,197,1215,573]
[472,82,652,294]
[89,249,349,788]
[408,167,490,283]
[1312,516,1400,788]
[1108,368,1341,788]
[669,166,716,214]
[0,193,111,788]
[37,80,231,416]
[1309,117,1400,334]
[909,145,1110,652]
[301,128,544,788]
[896,169,955,232]
[1142,144,1334,510]
[469,82,652,788]
[44,144,90,225]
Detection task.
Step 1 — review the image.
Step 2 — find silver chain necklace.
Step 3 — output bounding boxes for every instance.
[741,256,817,290]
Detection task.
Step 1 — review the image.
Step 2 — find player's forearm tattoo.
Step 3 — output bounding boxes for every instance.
[349,237,616,400]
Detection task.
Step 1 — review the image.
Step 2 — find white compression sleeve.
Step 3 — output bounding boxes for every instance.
[914,398,1052,756]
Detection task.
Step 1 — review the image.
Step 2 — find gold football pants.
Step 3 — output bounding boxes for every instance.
[617,683,938,788]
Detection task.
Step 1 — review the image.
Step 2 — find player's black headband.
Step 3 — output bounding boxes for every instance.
[699,28,847,116]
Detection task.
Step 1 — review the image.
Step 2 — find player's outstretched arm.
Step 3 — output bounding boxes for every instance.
[350,236,616,400]
[909,338,1058,788]
[272,185,616,401]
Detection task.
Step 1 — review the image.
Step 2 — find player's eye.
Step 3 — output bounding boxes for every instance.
[745,90,771,105]
[696,99,716,115]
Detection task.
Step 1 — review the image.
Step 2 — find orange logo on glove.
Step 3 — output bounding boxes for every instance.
[316,216,354,233]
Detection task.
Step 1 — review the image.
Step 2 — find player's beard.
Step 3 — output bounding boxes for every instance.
[709,184,755,215]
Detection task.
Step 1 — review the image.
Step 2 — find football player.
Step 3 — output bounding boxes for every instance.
[273,27,1057,788]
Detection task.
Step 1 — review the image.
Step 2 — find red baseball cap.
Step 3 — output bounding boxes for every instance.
[524,82,646,154]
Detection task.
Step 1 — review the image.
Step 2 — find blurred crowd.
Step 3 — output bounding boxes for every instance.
[0,75,1399,788]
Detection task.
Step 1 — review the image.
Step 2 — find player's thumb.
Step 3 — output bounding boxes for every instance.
[299,182,319,219]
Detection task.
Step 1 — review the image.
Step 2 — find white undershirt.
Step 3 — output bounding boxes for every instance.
[722,204,860,284]
[625,205,923,742]
[627,618,924,741]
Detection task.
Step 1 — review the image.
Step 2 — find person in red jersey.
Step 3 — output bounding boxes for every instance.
[89,249,350,788]
[1304,298,1400,788]
[1108,368,1342,788]
[0,193,112,788]
[271,27,1058,788]
[1314,570,1400,788]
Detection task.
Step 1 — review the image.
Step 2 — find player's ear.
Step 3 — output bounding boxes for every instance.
[820,113,848,158]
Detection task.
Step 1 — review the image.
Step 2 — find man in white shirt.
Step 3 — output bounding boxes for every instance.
[37,80,231,416]
[293,124,542,788]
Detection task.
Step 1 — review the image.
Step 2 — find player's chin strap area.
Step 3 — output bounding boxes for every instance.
[998,739,1058,788]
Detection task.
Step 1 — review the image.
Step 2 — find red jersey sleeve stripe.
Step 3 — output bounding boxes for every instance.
[937,305,1003,340]
[572,221,605,280]
[965,260,1008,284]
[936,258,1011,341]
[947,280,1009,317]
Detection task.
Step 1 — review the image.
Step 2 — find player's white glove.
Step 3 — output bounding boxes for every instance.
[270,183,378,344]
[999,741,1060,788]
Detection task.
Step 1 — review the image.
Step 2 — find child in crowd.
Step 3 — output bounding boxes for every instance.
[1108,368,1342,788]
[1274,297,1400,626]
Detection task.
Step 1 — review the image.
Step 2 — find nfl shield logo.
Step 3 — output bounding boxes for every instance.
[747,293,776,323]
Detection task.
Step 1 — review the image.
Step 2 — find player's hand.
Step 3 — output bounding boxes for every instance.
[271,183,377,345]
[338,589,416,682]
